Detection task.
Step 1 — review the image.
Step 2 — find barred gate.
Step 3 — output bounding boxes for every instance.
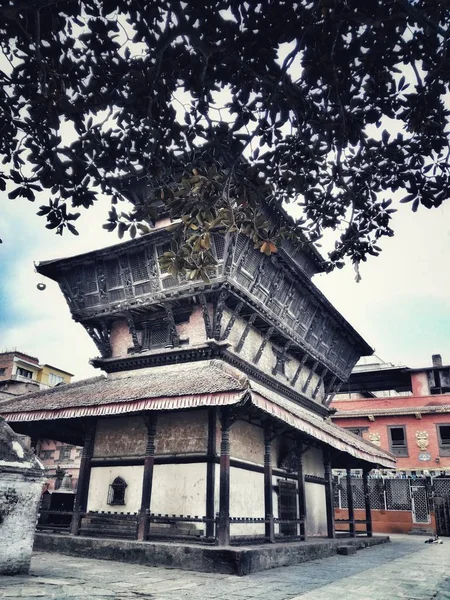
[434,478,450,536]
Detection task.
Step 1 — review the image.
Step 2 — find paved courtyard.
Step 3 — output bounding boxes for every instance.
[0,535,449,599]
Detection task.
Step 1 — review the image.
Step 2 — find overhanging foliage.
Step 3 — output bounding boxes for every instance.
[1,0,449,275]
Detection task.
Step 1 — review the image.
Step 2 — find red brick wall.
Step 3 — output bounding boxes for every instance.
[334,412,450,470]
[335,507,436,535]
[110,319,132,357]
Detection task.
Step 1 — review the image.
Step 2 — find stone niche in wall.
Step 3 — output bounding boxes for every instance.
[0,417,46,575]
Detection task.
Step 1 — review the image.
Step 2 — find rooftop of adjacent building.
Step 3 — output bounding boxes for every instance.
[0,350,74,378]
[335,354,450,399]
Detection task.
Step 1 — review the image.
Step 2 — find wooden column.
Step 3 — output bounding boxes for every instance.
[297,446,306,540]
[264,421,275,543]
[137,414,158,541]
[346,466,356,537]
[363,468,373,538]
[218,408,232,546]
[324,452,335,539]
[205,408,217,539]
[70,419,96,536]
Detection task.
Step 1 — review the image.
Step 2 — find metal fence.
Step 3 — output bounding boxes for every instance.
[335,476,450,525]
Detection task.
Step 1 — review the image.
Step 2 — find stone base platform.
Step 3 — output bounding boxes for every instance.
[34,533,389,576]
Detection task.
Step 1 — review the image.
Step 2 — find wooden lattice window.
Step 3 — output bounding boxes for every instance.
[129,251,150,282]
[107,477,127,506]
[212,233,226,261]
[277,480,298,535]
[388,426,408,457]
[141,321,171,349]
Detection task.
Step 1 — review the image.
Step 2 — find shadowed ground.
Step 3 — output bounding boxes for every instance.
[0,534,449,599]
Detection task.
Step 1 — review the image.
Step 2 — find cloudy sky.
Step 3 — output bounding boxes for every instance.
[1,193,449,382]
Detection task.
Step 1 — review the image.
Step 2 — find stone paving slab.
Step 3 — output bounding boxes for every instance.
[0,534,449,599]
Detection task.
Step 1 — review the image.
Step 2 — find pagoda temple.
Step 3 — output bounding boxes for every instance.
[0,198,395,548]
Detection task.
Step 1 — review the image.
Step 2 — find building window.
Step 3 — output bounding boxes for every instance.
[16,367,33,379]
[388,426,408,457]
[59,446,72,461]
[39,450,54,460]
[0,368,5,376]
[49,373,64,386]
[107,477,127,506]
[437,424,450,457]
[273,358,286,376]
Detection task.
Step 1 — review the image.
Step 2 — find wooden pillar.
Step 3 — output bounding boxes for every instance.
[70,419,96,536]
[137,414,158,541]
[324,452,335,539]
[264,421,275,542]
[297,446,306,541]
[346,467,356,537]
[205,408,217,538]
[218,408,232,546]
[363,468,373,538]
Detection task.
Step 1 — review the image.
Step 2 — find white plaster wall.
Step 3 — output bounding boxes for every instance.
[222,310,325,403]
[303,446,325,477]
[230,467,265,536]
[0,473,43,575]
[214,464,266,536]
[304,482,327,536]
[87,466,144,513]
[151,463,206,517]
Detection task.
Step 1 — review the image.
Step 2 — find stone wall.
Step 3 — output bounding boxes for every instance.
[0,472,44,574]
[0,418,45,575]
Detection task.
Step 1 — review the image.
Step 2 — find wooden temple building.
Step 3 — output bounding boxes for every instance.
[0,202,395,547]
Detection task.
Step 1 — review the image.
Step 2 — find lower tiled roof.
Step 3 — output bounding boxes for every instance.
[0,360,395,468]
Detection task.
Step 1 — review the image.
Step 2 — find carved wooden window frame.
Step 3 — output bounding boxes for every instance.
[388,425,408,457]
[437,423,450,457]
[107,477,127,506]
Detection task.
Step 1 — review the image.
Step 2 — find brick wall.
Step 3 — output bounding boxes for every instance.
[334,412,450,470]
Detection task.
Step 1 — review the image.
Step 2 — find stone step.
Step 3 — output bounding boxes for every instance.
[84,517,137,526]
[79,528,135,540]
[337,545,357,555]
[82,523,136,532]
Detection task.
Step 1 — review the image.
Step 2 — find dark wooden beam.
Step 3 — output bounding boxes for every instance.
[324,451,335,539]
[199,293,213,338]
[291,353,308,387]
[254,326,275,365]
[205,408,217,538]
[212,291,229,340]
[137,414,158,541]
[70,419,96,536]
[363,468,373,538]
[264,421,275,543]
[220,301,243,341]
[302,360,319,394]
[165,305,180,347]
[126,312,141,352]
[218,408,233,546]
[235,313,257,352]
[297,446,306,541]
[346,466,356,538]
[312,366,328,400]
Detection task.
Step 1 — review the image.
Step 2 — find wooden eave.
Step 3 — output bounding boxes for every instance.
[36,228,168,281]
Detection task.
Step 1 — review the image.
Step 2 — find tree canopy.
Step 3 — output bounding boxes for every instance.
[1,0,449,276]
